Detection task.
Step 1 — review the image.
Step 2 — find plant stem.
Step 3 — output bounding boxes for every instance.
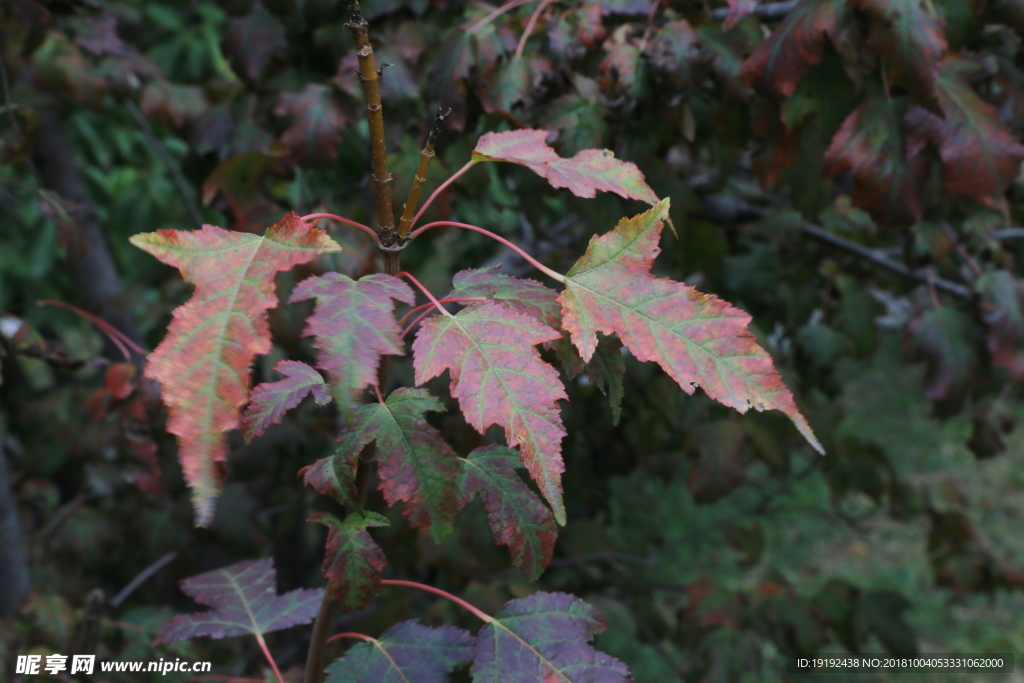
[514,0,557,58]
[396,272,455,317]
[408,221,565,282]
[343,0,399,265]
[326,632,375,645]
[254,632,286,683]
[408,160,477,230]
[468,0,542,33]
[381,579,494,623]
[397,109,450,238]
[301,213,379,242]
[396,298,486,326]
[37,299,149,359]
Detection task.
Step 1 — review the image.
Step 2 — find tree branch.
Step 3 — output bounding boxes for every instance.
[397,108,450,238]
[343,0,399,271]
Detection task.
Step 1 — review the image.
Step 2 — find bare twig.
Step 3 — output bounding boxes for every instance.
[801,223,973,300]
[111,550,178,607]
[397,108,450,238]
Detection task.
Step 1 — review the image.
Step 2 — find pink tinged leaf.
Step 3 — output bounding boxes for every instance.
[242,360,330,441]
[332,388,462,539]
[472,129,659,205]
[412,301,569,525]
[459,446,557,580]
[154,558,323,645]
[471,592,631,683]
[290,273,415,416]
[222,2,287,82]
[324,620,474,683]
[129,214,340,527]
[450,268,626,422]
[310,511,388,612]
[559,200,824,454]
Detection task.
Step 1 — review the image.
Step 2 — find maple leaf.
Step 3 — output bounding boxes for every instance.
[290,273,414,415]
[155,558,323,644]
[823,97,930,226]
[739,0,845,98]
[130,214,340,526]
[907,308,981,401]
[459,446,557,580]
[905,58,1024,205]
[558,200,823,454]
[241,360,330,441]
[851,0,946,109]
[140,80,210,130]
[471,592,631,682]
[330,388,462,539]
[447,268,626,421]
[301,447,360,510]
[222,2,287,82]
[274,84,351,166]
[310,511,388,612]
[324,620,474,683]
[472,129,659,205]
[977,271,1024,381]
[412,301,569,524]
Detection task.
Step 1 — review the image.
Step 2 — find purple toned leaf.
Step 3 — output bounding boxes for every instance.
[222,2,287,82]
[471,592,631,682]
[325,620,474,683]
[130,214,339,526]
[330,388,461,539]
[472,129,659,205]
[723,0,757,28]
[559,200,823,454]
[460,446,557,580]
[155,558,323,644]
[412,301,568,525]
[310,512,388,612]
[242,360,330,441]
[274,84,351,166]
[290,273,414,416]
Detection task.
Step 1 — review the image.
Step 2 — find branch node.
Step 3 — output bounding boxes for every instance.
[377,63,393,76]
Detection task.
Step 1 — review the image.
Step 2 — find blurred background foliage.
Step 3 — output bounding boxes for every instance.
[3,0,1024,680]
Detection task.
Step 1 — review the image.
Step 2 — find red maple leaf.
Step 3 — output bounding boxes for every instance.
[130,213,339,525]
[412,300,569,524]
[558,200,823,454]
[739,0,846,98]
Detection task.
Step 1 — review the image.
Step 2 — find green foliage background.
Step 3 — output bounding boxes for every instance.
[3,0,1024,679]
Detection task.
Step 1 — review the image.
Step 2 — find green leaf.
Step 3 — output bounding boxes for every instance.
[460,445,557,580]
[310,511,389,612]
[333,388,461,539]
